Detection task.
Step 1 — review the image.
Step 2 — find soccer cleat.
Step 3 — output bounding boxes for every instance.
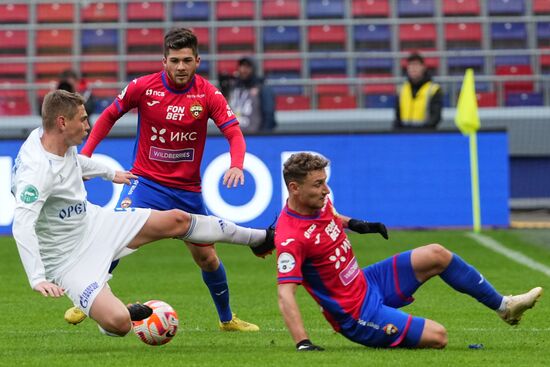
[219,313,260,332]
[64,306,87,325]
[498,286,543,326]
[251,225,275,258]
[127,303,153,321]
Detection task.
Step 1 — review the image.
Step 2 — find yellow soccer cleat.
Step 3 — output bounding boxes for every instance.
[219,313,259,332]
[64,306,87,325]
[498,287,543,326]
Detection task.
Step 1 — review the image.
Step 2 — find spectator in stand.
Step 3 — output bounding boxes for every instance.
[219,57,277,134]
[57,69,96,119]
[394,52,442,129]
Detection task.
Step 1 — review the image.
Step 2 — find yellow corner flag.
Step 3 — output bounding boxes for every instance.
[455,68,480,135]
[455,68,482,232]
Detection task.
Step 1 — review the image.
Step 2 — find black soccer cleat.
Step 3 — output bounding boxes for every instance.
[251,225,276,258]
[127,303,153,321]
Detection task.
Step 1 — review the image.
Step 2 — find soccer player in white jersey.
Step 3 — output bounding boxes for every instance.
[11,90,274,337]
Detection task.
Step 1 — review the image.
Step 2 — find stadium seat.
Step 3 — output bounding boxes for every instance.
[399,23,437,50]
[0,30,27,56]
[308,25,346,51]
[491,22,527,49]
[263,26,300,52]
[126,61,159,80]
[217,59,240,75]
[0,3,29,23]
[80,61,118,80]
[488,0,525,15]
[506,92,544,107]
[37,3,74,23]
[35,62,72,81]
[0,93,31,116]
[172,1,210,21]
[216,27,255,53]
[534,0,550,14]
[364,94,396,108]
[447,56,484,75]
[494,55,530,66]
[313,74,350,95]
[537,23,550,47]
[397,0,435,17]
[197,59,210,75]
[354,24,391,51]
[360,74,395,94]
[267,71,303,95]
[188,27,210,53]
[495,65,534,95]
[276,95,311,110]
[0,63,26,82]
[217,1,255,20]
[442,0,480,16]
[309,59,347,76]
[262,0,300,19]
[81,29,118,55]
[36,29,73,56]
[356,57,394,75]
[127,2,164,22]
[126,28,164,54]
[81,2,119,22]
[318,94,357,110]
[352,0,390,18]
[264,57,302,73]
[476,92,497,107]
[445,23,482,49]
[540,48,550,73]
[306,0,344,19]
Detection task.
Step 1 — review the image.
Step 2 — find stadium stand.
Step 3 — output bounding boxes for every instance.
[306,0,345,19]
[126,28,164,55]
[0,3,29,23]
[488,0,525,16]
[126,1,165,22]
[442,0,480,16]
[172,1,210,21]
[216,0,255,20]
[36,3,74,23]
[352,0,390,18]
[81,2,119,22]
[262,0,300,19]
[397,0,435,17]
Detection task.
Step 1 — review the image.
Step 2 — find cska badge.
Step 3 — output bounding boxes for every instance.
[190,101,204,119]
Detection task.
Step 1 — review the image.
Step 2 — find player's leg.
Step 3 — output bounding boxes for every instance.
[416,319,448,348]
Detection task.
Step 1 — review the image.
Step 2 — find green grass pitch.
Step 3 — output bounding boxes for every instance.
[1,230,549,366]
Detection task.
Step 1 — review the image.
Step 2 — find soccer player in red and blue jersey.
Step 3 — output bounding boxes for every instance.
[276,152,542,351]
[77,28,264,331]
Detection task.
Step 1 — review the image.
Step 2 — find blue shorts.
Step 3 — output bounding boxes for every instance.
[339,251,425,348]
[117,176,210,245]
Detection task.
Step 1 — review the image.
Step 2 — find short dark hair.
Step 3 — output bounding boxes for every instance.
[164,28,198,57]
[41,90,85,131]
[407,52,425,64]
[238,57,254,67]
[283,153,329,186]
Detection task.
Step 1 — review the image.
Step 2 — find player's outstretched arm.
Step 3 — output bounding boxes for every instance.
[223,167,244,188]
[338,213,389,239]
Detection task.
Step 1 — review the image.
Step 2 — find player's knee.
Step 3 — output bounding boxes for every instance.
[194,251,219,271]
[431,323,448,349]
[420,320,448,349]
[100,310,132,336]
[426,243,452,270]
[171,209,192,235]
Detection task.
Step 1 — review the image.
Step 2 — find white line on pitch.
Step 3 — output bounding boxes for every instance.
[467,232,550,277]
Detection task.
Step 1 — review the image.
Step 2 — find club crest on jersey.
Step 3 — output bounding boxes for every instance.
[383,324,399,336]
[20,184,39,204]
[190,101,204,119]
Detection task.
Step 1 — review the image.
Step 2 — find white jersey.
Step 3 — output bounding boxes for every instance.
[11,128,115,288]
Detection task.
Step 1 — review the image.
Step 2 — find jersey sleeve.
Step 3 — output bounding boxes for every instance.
[276,238,306,285]
[11,161,52,288]
[77,154,115,181]
[206,83,239,131]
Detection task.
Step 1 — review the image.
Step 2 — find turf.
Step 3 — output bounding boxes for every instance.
[1,230,549,366]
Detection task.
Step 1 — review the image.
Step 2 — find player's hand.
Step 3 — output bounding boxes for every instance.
[296,339,324,351]
[223,167,244,188]
[33,281,65,297]
[348,219,389,240]
[113,171,137,185]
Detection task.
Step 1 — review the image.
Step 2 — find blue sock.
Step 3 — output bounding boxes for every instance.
[202,262,232,322]
[440,254,503,310]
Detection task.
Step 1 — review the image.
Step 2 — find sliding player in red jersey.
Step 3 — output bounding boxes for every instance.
[69,28,271,331]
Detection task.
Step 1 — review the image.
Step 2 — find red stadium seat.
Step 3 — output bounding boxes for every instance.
[81,2,119,22]
[495,65,534,95]
[80,61,118,80]
[476,92,497,107]
[217,0,255,20]
[37,3,74,23]
[188,27,210,53]
[126,61,159,79]
[0,30,27,56]
[217,59,240,75]
[352,0,390,17]
[263,57,302,73]
[359,74,395,94]
[534,0,550,14]
[0,3,29,23]
[262,0,300,19]
[36,29,73,55]
[540,48,550,72]
[445,23,482,48]
[35,63,72,81]
[276,95,311,110]
[318,94,357,110]
[442,0,480,16]
[216,27,255,52]
[0,63,26,81]
[126,28,164,54]
[127,2,165,22]
[308,25,346,51]
[313,74,350,95]
[0,94,31,116]
[399,23,437,50]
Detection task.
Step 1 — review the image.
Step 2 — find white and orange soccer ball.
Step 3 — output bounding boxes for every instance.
[132,300,179,346]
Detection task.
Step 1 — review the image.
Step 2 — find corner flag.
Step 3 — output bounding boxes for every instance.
[454,68,481,232]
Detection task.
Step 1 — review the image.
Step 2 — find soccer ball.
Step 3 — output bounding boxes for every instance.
[132,300,179,346]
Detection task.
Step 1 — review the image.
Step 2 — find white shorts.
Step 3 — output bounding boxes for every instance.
[57,206,151,316]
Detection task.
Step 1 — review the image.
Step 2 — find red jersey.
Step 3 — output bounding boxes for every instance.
[82,72,243,192]
[275,199,367,331]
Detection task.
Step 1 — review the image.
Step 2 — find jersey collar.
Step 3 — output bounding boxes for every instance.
[161,71,195,94]
[284,203,321,220]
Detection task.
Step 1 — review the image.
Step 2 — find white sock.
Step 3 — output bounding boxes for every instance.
[97,324,132,337]
[182,214,266,246]
[497,296,509,313]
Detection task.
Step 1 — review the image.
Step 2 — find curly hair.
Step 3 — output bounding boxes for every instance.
[283,153,329,186]
[164,27,198,57]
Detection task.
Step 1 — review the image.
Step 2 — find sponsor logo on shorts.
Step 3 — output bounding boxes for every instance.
[338,256,359,286]
[358,319,380,330]
[383,323,399,336]
[20,184,39,203]
[277,252,296,274]
[79,281,99,308]
[149,147,194,162]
